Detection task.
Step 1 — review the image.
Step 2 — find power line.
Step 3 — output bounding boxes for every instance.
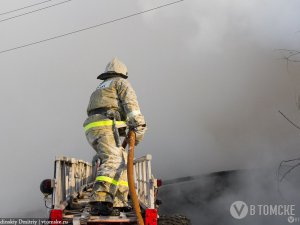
[0,0,73,23]
[0,0,184,55]
[0,0,54,16]
[278,110,300,131]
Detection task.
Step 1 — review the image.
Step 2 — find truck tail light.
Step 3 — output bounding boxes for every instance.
[144,209,158,225]
[157,179,163,187]
[49,209,63,225]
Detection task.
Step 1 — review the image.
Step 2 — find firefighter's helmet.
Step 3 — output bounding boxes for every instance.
[97,58,128,80]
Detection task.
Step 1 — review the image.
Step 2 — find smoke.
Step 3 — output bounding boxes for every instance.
[0,0,300,221]
[159,167,300,224]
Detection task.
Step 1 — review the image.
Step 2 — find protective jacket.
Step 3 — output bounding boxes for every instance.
[84,76,146,143]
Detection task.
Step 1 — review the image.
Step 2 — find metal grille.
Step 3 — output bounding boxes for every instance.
[134,154,156,209]
[52,154,155,210]
[52,156,93,209]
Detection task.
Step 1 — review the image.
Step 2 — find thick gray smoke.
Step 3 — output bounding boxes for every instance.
[0,0,300,223]
[159,167,300,224]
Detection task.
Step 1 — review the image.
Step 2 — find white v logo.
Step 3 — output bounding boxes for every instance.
[234,204,245,216]
[230,201,248,219]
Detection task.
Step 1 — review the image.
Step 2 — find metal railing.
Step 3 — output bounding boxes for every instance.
[52,154,155,209]
[52,156,93,209]
[134,154,156,209]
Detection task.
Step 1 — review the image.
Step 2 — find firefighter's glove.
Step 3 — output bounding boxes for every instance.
[92,153,100,166]
[133,124,147,146]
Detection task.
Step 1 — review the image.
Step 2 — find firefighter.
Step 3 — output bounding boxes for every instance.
[83,58,147,216]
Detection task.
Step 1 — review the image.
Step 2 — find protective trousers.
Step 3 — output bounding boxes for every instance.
[86,126,128,207]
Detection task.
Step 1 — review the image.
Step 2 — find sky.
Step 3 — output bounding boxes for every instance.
[1,0,300,217]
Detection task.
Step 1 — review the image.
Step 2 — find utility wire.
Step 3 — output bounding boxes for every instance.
[0,0,184,55]
[277,157,300,197]
[279,162,300,182]
[0,0,54,16]
[0,0,73,23]
[278,110,300,131]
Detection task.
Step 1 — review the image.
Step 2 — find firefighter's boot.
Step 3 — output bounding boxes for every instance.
[90,201,113,216]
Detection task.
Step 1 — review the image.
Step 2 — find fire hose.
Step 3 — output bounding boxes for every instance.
[122,130,144,225]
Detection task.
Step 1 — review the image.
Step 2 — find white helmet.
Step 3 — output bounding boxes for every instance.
[97,57,128,80]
